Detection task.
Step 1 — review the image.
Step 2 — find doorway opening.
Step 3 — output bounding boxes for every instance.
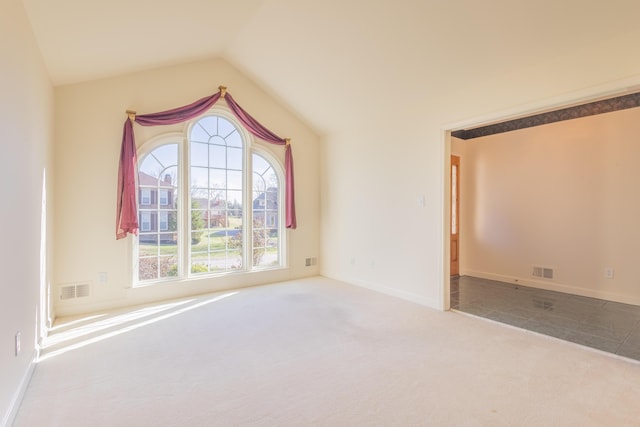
[442,83,640,311]
[442,84,640,358]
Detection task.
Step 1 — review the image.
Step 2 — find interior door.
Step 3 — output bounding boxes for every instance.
[450,155,460,276]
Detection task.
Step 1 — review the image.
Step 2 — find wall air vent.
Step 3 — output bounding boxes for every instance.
[60,283,91,300]
[532,266,554,280]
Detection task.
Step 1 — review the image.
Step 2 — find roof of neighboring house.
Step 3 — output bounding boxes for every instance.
[139,171,176,188]
[253,188,278,210]
[253,188,278,201]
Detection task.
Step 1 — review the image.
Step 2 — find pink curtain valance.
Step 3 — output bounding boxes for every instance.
[116,87,297,240]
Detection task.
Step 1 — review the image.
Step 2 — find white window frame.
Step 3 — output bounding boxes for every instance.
[133,106,287,286]
[134,133,183,286]
[250,147,286,271]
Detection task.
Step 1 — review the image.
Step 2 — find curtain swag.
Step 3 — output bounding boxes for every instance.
[116,86,297,239]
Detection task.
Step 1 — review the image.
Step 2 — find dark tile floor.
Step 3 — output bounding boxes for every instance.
[451,276,640,361]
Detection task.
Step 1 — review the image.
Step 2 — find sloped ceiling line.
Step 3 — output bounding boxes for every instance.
[452,91,640,140]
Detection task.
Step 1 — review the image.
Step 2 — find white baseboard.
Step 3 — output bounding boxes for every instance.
[462,269,640,306]
[1,350,36,427]
[322,273,440,309]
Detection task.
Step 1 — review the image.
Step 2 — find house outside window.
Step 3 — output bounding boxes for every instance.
[135,109,285,284]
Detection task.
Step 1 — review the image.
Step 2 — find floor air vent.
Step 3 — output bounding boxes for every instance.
[532,266,554,280]
[60,283,91,300]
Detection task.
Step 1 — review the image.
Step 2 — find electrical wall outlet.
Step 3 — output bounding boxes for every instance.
[98,272,108,284]
[604,267,614,279]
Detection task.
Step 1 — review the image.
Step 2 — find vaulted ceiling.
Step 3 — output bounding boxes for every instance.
[21,0,640,136]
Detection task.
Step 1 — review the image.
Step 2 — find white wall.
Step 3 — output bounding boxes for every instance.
[320,123,444,307]
[456,107,640,304]
[319,87,640,309]
[54,58,320,317]
[314,7,640,310]
[0,0,54,423]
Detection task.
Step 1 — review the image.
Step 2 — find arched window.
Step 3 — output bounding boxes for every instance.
[135,111,284,284]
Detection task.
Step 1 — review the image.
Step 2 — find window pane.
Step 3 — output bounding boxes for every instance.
[136,143,180,284]
[191,166,209,188]
[208,251,227,272]
[139,156,162,178]
[210,188,224,205]
[190,123,210,143]
[266,211,278,226]
[209,145,226,169]
[138,236,157,256]
[253,155,270,174]
[192,190,208,206]
[253,175,266,193]
[197,117,217,136]
[218,117,236,137]
[138,257,159,281]
[166,211,178,232]
[228,170,242,190]
[265,170,278,189]
[209,169,226,189]
[141,211,153,231]
[227,190,242,207]
[159,256,178,278]
[191,211,207,231]
[228,250,242,269]
[159,190,168,206]
[208,210,226,228]
[229,210,242,232]
[227,147,242,170]
[160,244,178,259]
[140,189,151,205]
[226,131,242,148]
[252,153,280,269]
[211,135,226,146]
[191,253,209,274]
[152,145,177,166]
[187,115,247,276]
[191,142,208,167]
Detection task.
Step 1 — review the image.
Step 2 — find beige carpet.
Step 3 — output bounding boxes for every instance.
[14,277,640,426]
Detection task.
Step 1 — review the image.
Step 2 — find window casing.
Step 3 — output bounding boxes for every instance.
[134,109,285,285]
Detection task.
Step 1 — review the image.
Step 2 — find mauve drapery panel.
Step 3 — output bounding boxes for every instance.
[116,89,296,239]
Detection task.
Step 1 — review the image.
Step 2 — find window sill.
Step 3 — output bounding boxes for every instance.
[133,265,287,288]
